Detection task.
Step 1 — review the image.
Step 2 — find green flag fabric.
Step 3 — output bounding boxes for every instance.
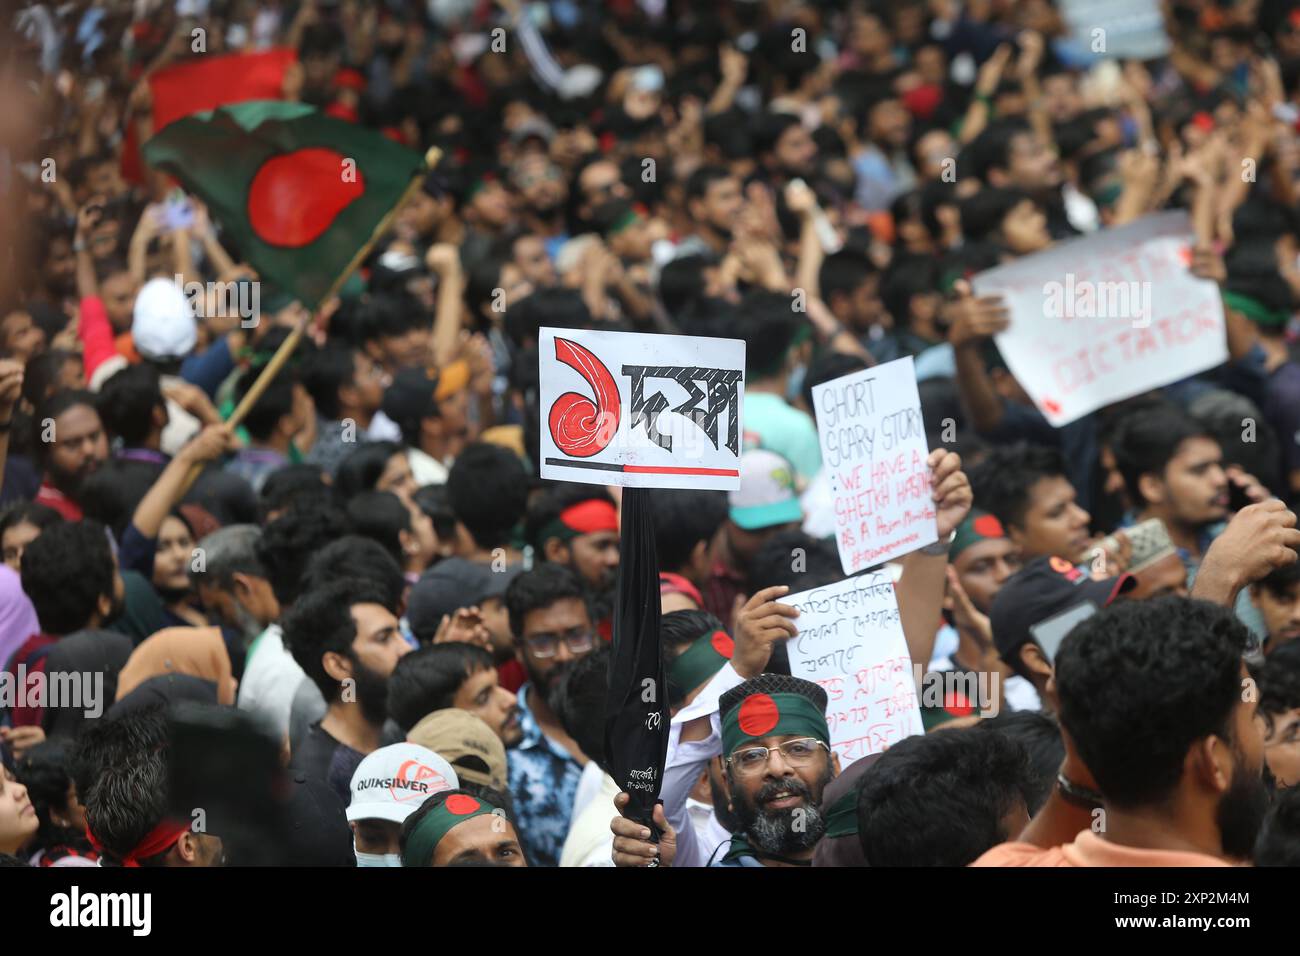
[142,100,424,310]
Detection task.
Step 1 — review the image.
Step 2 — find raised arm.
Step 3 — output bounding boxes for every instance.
[1190,500,1300,608]
[130,424,233,541]
[947,280,1012,433]
[895,450,972,669]
[425,243,465,370]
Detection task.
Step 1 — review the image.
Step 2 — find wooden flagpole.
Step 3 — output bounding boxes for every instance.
[179,146,442,493]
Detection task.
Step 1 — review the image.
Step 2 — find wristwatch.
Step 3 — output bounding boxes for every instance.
[919,529,956,556]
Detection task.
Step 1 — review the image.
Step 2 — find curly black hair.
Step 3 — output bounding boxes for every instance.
[20,519,115,636]
[1255,782,1300,866]
[1254,640,1300,735]
[282,577,395,701]
[1056,596,1250,809]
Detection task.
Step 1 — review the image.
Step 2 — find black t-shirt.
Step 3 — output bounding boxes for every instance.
[290,723,364,806]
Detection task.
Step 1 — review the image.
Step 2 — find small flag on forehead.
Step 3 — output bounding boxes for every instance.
[141,100,425,311]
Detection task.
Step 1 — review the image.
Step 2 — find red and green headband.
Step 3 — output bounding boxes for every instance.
[1223,291,1290,329]
[721,692,830,755]
[667,630,734,701]
[950,509,1006,560]
[401,794,503,867]
[538,499,618,546]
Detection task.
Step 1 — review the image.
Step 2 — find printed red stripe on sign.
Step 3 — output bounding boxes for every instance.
[622,466,740,476]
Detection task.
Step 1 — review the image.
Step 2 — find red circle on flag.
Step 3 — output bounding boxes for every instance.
[247,147,365,248]
[711,632,734,658]
[738,694,779,737]
[972,515,1004,538]
[445,794,482,816]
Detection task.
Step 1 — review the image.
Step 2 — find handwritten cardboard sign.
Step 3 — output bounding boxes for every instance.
[785,571,922,767]
[972,211,1227,427]
[538,327,745,490]
[811,356,937,574]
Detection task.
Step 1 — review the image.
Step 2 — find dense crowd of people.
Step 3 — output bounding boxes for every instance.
[1,0,1300,870]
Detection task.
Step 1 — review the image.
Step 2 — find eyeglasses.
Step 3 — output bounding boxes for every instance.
[727,738,829,777]
[524,628,595,659]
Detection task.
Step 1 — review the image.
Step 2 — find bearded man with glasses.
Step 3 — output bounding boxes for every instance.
[708,675,840,866]
[502,564,597,866]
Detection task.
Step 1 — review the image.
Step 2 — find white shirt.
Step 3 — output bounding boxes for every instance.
[159,375,201,458]
[408,447,449,487]
[559,767,621,867]
[659,663,745,867]
[236,624,306,742]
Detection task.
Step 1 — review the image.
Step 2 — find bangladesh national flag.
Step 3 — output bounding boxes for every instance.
[121,48,296,186]
[142,100,425,310]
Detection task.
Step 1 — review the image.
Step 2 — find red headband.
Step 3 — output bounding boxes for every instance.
[87,818,190,867]
[659,572,704,608]
[559,499,618,535]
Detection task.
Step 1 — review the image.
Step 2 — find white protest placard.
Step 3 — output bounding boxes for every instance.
[1057,0,1170,60]
[811,356,936,575]
[785,571,922,768]
[538,327,745,490]
[972,211,1226,427]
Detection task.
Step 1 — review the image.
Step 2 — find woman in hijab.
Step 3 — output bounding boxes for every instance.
[114,627,237,706]
[0,562,39,670]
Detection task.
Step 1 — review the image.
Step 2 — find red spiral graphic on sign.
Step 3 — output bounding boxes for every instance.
[549,338,622,458]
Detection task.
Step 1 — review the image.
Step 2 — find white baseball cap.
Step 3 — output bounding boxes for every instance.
[347,743,459,824]
[132,277,197,361]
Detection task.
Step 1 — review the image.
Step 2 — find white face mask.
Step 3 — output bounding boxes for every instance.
[354,850,402,867]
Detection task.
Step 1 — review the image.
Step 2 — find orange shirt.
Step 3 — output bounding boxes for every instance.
[971,829,1233,867]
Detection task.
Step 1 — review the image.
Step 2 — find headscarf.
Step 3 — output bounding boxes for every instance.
[114,627,236,706]
[0,564,39,669]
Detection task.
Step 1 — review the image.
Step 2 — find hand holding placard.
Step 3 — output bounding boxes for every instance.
[811,356,939,575]
[928,448,972,539]
[731,585,799,679]
[784,572,923,767]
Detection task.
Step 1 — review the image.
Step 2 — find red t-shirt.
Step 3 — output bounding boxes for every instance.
[35,481,83,521]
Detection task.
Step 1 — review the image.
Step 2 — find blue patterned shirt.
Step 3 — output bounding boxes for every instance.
[507,683,584,867]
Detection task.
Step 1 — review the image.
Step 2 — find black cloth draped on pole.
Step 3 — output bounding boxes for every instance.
[603,486,669,829]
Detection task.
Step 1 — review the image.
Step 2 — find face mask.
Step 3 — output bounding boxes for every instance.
[785,363,807,404]
[355,850,402,868]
